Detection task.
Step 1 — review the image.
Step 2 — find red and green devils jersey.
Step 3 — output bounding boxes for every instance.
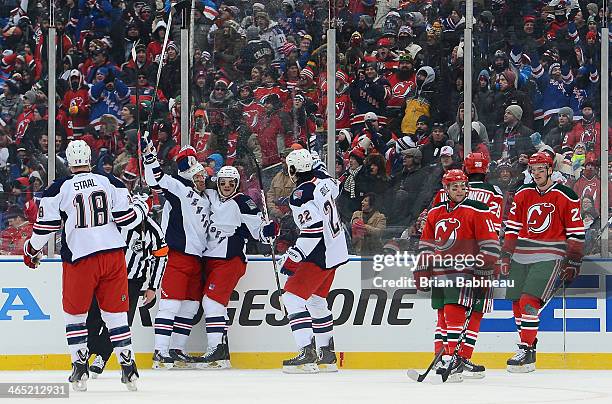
[503,182,585,264]
[433,181,504,233]
[419,199,501,276]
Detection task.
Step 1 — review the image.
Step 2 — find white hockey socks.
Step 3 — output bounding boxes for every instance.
[169,300,200,352]
[283,292,313,349]
[306,295,333,349]
[154,299,180,354]
[64,312,88,363]
[202,295,228,349]
[101,310,134,364]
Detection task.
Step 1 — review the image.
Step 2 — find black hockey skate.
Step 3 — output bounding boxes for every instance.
[461,357,485,379]
[194,343,231,370]
[282,340,319,374]
[152,350,175,370]
[437,355,464,383]
[68,349,89,392]
[89,355,107,379]
[317,338,338,373]
[506,343,536,373]
[169,349,196,369]
[119,350,139,392]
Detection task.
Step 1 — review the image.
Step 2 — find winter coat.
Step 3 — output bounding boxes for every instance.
[89,79,130,122]
[351,209,387,255]
[397,66,437,136]
[491,122,535,161]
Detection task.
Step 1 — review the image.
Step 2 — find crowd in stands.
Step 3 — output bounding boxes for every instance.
[0,0,610,255]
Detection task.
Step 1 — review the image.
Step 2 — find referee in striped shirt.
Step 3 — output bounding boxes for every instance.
[86,207,168,376]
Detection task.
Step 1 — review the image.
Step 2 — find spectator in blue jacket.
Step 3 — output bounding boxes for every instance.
[89,67,130,123]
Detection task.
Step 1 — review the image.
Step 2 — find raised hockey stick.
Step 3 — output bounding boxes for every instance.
[247,149,287,316]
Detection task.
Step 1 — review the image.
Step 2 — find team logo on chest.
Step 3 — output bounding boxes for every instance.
[434,218,461,250]
[527,203,555,234]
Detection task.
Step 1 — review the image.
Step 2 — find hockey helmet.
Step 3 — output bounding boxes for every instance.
[464,152,490,175]
[528,151,553,167]
[442,169,468,186]
[286,149,313,181]
[176,145,205,181]
[217,165,240,198]
[66,140,91,167]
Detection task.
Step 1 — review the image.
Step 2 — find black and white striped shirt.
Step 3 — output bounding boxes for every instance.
[121,216,168,290]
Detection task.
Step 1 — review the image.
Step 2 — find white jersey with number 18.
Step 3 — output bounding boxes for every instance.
[289,173,349,269]
[30,172,146,263]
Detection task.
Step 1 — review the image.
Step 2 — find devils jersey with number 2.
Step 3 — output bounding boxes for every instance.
[503,183,585,264]
[289,172,349,269]
[433,181,504,233]
[419,199,500,276]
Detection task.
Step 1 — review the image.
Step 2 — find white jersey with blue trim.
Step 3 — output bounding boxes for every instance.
[144,159,210,257]
[203,190,266,261]
[30,172,146,263]
[289,174,349,269]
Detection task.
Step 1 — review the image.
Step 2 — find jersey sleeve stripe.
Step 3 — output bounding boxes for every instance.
[113,209,137,225]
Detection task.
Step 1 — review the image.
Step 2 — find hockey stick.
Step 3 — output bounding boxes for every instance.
[406,297,478,383]
[246,149,287,316]
[587,216,612,255]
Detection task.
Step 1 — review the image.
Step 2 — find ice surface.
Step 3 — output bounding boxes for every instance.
[1,369,611,403]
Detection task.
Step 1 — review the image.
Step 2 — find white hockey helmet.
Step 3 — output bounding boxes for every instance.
[286,149,313,181]
[66,140,91,167]
[217,165,240,197]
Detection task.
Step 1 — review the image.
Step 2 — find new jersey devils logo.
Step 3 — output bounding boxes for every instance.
[527,203,556,234]
[434,218,461,251]
[392,81,415,98]
[336,102,346,120]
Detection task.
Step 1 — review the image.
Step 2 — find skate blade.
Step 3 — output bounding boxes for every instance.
[71,374,88,392]
[169,361,193,370]
[317,363,338,373]
[152,361,174,370]
[507,364,536,373]
[444,373,464,383]
[195,360,231,370]
[90,372,100,379]
[463,371,485,379]
[282,363,319,374]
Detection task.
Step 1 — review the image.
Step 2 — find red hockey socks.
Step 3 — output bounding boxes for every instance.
[459,311,483,359]
[512,300,522,334]
[434,309,447,354]
[444,304,467,356]
[519,294,542,347]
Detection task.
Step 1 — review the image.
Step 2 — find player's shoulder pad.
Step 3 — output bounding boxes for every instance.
[514,182,537,195]
[431,201,446,210]
[172,174,194,188]
[553,183,580,202]
[103,173,127,189]
[290,181,316,207]
[42,175,73,198]
[462,198,490,212]
[233,193,260,214]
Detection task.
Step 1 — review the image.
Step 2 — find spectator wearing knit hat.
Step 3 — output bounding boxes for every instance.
[213,19,246,82]
[544,106,575,156]
[89,67,130,123]
[0,78,23,126]
[563,101,612,159]
[237,26,274,75]
[159,41,181,99]
[338,146,368,224]
[530,53,574,129]
[492,104,536,161]
[255,11,287,60]
[491,68,534,129]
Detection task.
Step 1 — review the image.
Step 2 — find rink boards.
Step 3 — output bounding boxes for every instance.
[1,256,612,370]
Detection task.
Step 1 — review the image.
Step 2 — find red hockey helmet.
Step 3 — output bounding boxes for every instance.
[442,169,468,186]
[464,152,490,174]
[528,151,553,167]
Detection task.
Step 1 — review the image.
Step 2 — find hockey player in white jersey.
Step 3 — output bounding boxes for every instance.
[141,142,210,369]
[192,166,278,369]
[22,140,149,391]
[279,149,349,373]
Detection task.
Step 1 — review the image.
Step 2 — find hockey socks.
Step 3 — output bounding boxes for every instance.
[512,300,522,334]
[283,292,314,349]
[102,311,134,364]
[202,295,229,349]
[444,304,467,357]
[154,299,180,354]
[459,311,483,359]
[65,312,88,363]
[519,294,541,347]
[307,295,333,350]
[169,300,200,352]
[434,309,448,354]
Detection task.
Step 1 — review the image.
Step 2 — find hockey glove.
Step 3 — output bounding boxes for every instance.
[132,193,151,217]
[561,258,581,283]
[262,221,280,239]
[413,266,432,292]
[23,240,42,270]
[278,248,301,276]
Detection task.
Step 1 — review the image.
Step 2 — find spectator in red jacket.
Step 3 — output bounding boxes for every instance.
[63,69,90,137]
